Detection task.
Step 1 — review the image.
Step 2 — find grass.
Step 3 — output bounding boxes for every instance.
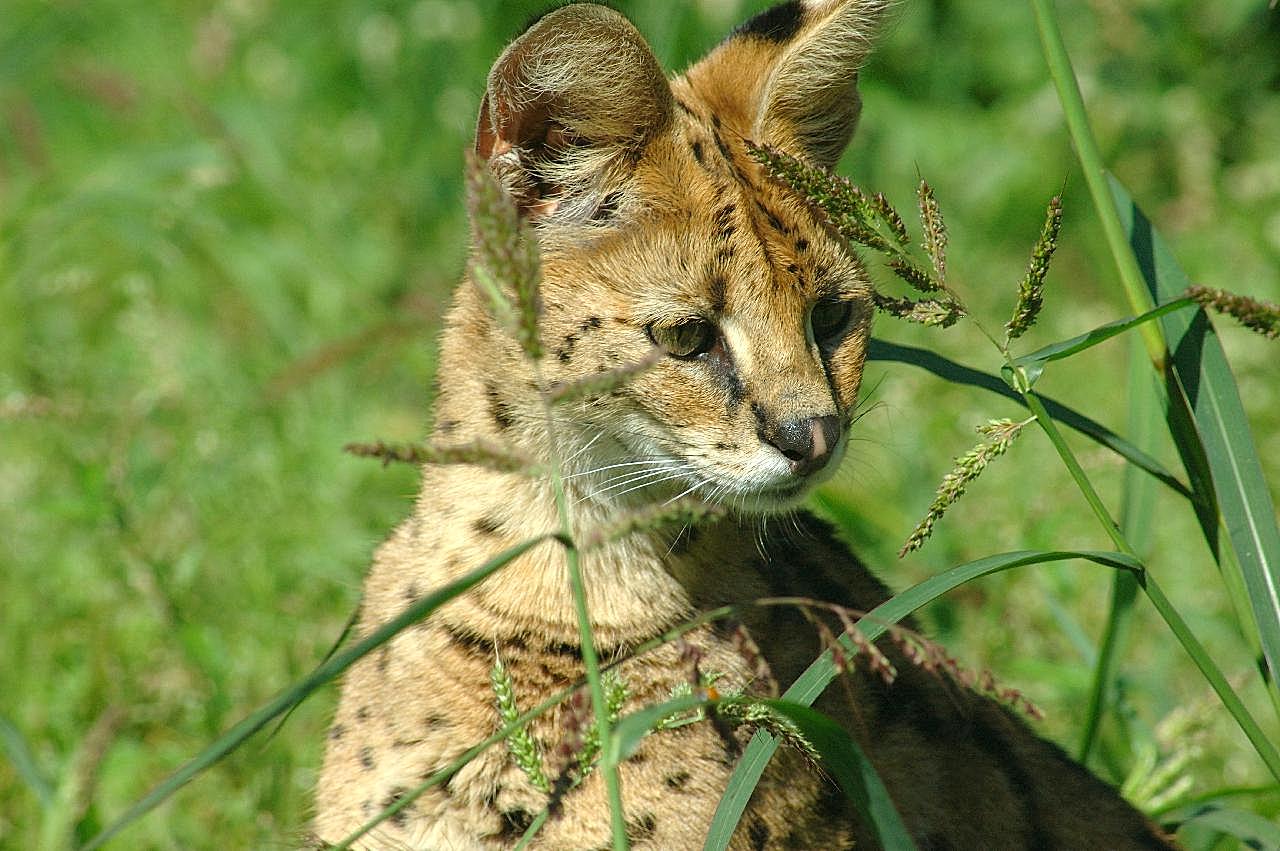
[2,0,1279,848]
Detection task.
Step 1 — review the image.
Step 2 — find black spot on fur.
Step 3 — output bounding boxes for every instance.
[473,514,503,536]
[626,813,658,842]
[376,645,391,673]
[359,746,376,770]
[402,582,419,601]
[555,332,579,363]
[713,129,733,161]
[356,705,370,722]
[498,809,535,839]
[692,139,706,165]
[592,193,622,222]
[713,442,736,451]
[713,203,738,241]
[546,641,582,657]
[437,418,459,435]
[735,0,805,43]
[675,98,696,116]
[580,316,603,332]
[424,713,450,729]
[328,723,346,741]
[444,623,492,656]
[749,818,771,851]
[757,200,790,233]
[783,828,808,849]
[664,770,691,790]
[382,786,411,827]
[485,383,515,430]
[795,237,809,252]
[786,262,799,274]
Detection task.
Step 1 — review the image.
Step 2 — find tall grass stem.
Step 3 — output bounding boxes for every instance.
[1021,392,1280,782]
[537,373,629,850]
[1029,0,1165,366]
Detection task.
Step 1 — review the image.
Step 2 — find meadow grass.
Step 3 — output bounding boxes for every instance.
[2,1,1279,847]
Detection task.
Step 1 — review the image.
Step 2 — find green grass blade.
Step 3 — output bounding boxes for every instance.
[0,714,54,808]
[80,535,550,851]
[1078,342,1159,765]
[1138,573,1280,782]
[1166,804,1280,848]
[1010,296,1194,380]
[760,700,916,851]
[867,339,1192,500]
[703,549,1141,851]
[1029,0,1164,364]
[608,695,706,766]
[1112,177,1280,705]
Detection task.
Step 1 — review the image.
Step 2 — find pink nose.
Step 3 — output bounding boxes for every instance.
[757,415,841,476]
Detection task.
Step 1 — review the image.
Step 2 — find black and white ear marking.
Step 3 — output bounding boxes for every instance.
[687,0,892,168]
[474,3,674,220]
[733,0,806,43]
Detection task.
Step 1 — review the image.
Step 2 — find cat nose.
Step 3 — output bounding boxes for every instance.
[758,414,841,476]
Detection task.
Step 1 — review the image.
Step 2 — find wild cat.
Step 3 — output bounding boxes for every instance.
[314,2,1177,848]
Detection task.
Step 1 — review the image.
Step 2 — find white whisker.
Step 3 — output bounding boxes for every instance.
[565,458,681,479]
[590,464,689,493]
[609,469,694,501]
[663,477,708,506]
[562,430,604,466]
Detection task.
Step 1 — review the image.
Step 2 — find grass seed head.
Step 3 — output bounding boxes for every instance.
[343,439,537,475]
[900,418,1029,556]
[464,152,544,360]
[490,654,550,793]
[1187,284,1280,340]
[1006,195,1063,341]
[917,179,948,289]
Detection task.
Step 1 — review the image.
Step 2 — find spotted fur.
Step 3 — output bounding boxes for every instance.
[314,3,1178,848]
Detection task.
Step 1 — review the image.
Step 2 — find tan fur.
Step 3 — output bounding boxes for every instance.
[315,3,1178,848]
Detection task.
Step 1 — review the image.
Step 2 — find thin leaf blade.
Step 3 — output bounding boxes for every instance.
[1111,176,1280,702]
[760,700,915,851]
[867,338,1192,500]
[703,549,1141,850]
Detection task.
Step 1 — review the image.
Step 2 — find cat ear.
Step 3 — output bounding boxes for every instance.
[685,0,890,168]
[475,4,674,219]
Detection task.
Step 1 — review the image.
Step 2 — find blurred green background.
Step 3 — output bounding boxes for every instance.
[2,0,1278,847]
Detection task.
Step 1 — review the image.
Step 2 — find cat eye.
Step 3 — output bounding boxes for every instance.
[810,297,854,342]
[647,317,716,359]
